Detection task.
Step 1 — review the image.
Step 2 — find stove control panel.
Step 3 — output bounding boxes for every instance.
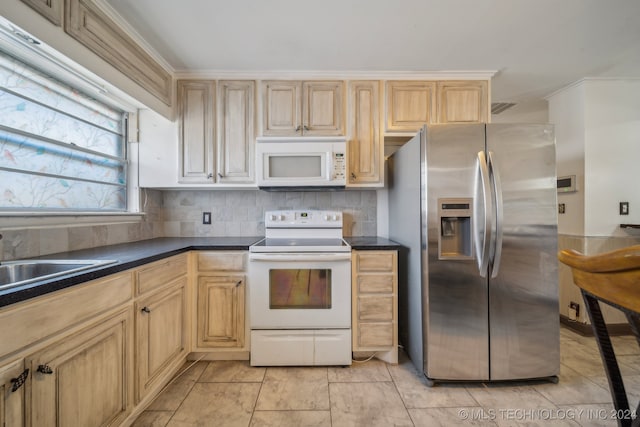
[265,210,342,228]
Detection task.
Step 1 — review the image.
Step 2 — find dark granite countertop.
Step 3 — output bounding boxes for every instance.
[0,236,401,308]
[345,236,402,250]
[0,237,262,308]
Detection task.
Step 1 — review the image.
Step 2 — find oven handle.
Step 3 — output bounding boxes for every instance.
[249,253,352,262]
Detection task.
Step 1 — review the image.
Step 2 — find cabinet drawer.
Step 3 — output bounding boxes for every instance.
[358,323,393,348]
[197,252,246,272]
[355,252,396,273]
[358,296,393,321]
[136,254,188,295]
[0,272,133,359]
[357,275,394,294]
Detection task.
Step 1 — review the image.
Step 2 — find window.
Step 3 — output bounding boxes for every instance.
[0,50,127,211]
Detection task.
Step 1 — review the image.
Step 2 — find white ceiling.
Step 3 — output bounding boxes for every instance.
[103,0,640,105]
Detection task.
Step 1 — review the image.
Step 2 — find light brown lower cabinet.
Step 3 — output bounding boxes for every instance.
[25,309,133,427]
[352,250,398,363]
[0,359,25,427]
[197,275,245,348]
[135,278,187,402]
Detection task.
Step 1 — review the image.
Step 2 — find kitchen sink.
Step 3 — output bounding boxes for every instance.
[0,259,117,291]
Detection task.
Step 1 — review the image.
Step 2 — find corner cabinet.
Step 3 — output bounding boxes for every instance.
[347,81,382,187]
[177,80,255,184]
[261,81,345,136]
[352,250,398,364]
[194,252,247,352]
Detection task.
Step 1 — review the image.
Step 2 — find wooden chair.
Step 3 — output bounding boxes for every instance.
[558,245,640,427]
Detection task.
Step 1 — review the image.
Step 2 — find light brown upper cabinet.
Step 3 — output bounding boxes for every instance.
[262,81,345,136]
[21,0,63,25]
[437,81,489,123]
[347,81,382,186]
[177,80,215,183]
[65,0,172,106]
[217,81,255,183]
[177,80,255,184]
[385,81,437,132]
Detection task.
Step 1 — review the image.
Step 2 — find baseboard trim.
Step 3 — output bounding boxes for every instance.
[560,315,632,336]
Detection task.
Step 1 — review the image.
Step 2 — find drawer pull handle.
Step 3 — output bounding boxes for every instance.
[11,369,29,392]
[37,364,53,375]
[236,280,242,287]
[141,306,151,313]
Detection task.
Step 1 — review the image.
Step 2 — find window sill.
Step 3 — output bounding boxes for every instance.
[0,212,146,230]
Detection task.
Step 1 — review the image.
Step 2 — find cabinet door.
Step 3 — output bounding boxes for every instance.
[20,0,62,25]
[1,359,25,427]
[348,81,381,185]
[135,279,187,402]
[385,81,436,132]
[178,80,215,183]
[302,81,344,135]
[197,276,245,348]
[26,309,132,427]
[437,81,488,123]
[217,81,255,183]
[262,81,301,136]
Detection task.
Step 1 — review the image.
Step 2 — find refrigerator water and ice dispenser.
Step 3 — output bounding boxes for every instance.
[438,198,473,260]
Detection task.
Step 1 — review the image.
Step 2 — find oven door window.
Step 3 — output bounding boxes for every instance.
[269,269,332,309]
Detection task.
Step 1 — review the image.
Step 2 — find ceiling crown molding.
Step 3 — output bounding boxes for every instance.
[174,69,497,81]
[92,0,175,74]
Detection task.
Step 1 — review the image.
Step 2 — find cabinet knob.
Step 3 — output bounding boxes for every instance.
[303,125,309,131]
[207,173,213,179]
[295,125,302,132]
[141,306,151,313]
[236,280,242,287]
[218,173,223,179]
[37,364,53,375]
[351,172,357,179]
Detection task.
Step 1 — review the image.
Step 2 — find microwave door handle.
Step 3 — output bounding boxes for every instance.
[326,151,333,181]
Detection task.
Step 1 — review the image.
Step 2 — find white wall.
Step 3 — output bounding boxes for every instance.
[547,83,586,236]
[584,79,640,236]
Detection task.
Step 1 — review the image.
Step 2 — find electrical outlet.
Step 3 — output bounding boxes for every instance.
[569,301,580,318]
[558,203,565,214]
[202,212,211,225]
[620,202,629,215]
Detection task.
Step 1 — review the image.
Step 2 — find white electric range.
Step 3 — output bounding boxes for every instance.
[248,210,352,366]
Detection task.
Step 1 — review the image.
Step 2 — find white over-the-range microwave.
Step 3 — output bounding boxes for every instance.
[256,136,347,190]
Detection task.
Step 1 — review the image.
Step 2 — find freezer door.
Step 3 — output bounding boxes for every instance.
[425,124,489,380]
[486,124,559,380]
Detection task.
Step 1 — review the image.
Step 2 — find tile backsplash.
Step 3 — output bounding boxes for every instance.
[162,189,377,237]
[0,189,377,260]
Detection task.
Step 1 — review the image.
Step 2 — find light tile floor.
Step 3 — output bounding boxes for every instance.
[133,326,640,426]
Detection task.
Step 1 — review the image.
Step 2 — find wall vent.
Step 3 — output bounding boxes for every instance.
[491,102,516,115]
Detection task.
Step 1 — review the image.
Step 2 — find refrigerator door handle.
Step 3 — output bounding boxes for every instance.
[488,151,504,278]
[474,151,492,277]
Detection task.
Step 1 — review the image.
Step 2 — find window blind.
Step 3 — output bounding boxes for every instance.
[0,50,127,211]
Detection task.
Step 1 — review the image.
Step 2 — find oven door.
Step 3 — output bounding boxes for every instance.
[248,252,351,329]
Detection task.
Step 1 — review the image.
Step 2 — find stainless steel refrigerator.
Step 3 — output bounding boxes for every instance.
[388,123,559,383]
